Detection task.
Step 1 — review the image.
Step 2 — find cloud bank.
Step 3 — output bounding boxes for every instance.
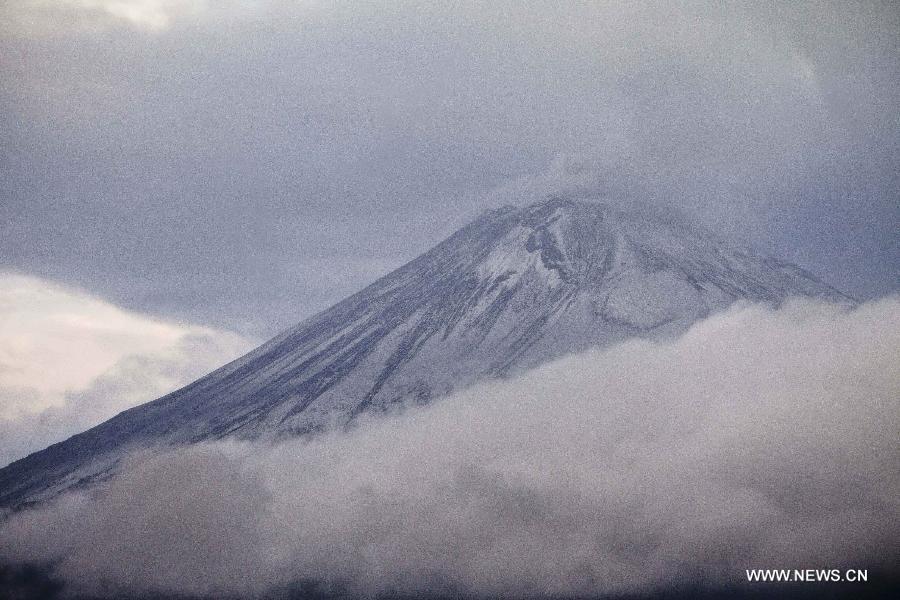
[0,273,252,466]
[1,297,897,597]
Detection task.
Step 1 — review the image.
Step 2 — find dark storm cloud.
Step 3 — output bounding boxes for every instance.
[2,298,898,597]
[1,2,897,336]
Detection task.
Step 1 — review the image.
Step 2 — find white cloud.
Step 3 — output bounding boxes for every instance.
[81,0,205,31]
[2,0,215,35]
[0,273,253,466]
[1,297,897,597]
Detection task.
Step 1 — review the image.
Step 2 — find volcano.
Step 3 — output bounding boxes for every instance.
[0,197,849,509]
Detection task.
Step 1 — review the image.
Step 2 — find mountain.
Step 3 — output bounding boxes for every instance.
[0,197,849,510]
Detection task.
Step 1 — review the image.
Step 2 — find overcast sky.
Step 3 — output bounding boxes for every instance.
[2,1,898,338]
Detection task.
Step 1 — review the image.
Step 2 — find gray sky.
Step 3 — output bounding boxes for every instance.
[2,1,898,337]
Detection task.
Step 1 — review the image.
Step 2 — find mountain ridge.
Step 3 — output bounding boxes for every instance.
[0,196,850,510]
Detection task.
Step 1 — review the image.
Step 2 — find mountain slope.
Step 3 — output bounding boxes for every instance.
[0,197,849,509]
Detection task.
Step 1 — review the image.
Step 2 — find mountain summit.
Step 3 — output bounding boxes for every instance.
[0,197,848,509]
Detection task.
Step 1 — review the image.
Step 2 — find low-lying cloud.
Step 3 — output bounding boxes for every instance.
[0,273,253,466]
[1,297,898,597]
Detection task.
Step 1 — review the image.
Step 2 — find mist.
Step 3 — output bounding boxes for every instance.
[1,297,897,598]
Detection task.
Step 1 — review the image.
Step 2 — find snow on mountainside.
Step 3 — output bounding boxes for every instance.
[0,197,849,509]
